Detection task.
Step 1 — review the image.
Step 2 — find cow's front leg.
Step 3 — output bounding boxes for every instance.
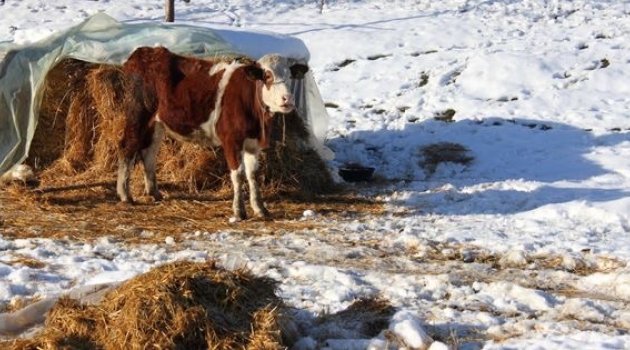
[243,148,270,219]
[141,123,164,201]
[224,144,247,221]
[229,166,246,220]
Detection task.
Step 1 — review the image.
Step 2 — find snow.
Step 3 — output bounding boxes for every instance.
[1,0,630,349]
[388,310,434,349]
[0,164,34,183]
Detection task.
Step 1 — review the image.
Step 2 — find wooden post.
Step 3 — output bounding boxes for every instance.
[165,0,175,22]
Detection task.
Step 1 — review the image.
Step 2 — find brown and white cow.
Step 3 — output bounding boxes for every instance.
[117,46,308,220]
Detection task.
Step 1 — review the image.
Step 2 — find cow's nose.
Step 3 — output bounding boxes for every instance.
[282,94,294,106]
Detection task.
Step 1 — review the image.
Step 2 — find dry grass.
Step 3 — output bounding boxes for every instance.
[402,241,625,276]
[316,297,395,338]
[0,183,384,243]
[0,296,43,314]
[2,261,291,350]
[2,254,47,269]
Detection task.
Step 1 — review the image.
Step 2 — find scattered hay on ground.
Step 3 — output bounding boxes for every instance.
[3,261,292,350]
[2,254,47,269]
[312,297,395,340]
[0,296,43,315]
[0,181,383,243]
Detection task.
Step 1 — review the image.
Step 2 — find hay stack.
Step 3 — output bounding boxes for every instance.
[85,64,127,174]
[29,58,334,197]
[262,111,334,197]
[29,59,97,173]
[6,261,291,350]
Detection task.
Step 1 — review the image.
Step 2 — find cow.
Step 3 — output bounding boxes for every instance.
[117,46,308,220]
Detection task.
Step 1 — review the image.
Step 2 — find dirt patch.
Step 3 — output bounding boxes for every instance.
[315,298,395,339]
[433,108,456,122]
[418,142,473,175]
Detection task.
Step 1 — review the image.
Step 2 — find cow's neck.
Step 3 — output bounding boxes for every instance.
[255,81,274,149]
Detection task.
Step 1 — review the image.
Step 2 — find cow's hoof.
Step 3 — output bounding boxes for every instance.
[118,198,135,206]
[146,191,163,202]
[255,209,272,221]
[229,210,248,223]
[229,215,247,223]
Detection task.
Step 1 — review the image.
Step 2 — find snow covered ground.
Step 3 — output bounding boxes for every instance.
[1,0,630,349]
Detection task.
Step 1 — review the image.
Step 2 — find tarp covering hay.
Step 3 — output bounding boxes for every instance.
[4,261,293,350]
[0,14,334,196]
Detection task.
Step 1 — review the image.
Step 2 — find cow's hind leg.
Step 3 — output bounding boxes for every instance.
[243,148,269,219]
[117,154,135,203]
[141,123,164,201]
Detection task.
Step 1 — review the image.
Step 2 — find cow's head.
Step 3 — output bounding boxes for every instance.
[246,54,309,114]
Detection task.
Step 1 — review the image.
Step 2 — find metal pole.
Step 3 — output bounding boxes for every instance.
[165,0,175,22]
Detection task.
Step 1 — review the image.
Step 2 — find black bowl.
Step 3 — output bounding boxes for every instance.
[338,166,375,182]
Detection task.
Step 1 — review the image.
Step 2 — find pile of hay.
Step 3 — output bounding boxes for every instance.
[28,58,334,198]
[28,59,98,172]
[5,261,292,350]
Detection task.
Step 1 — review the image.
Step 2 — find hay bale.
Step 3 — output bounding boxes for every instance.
[158,141,228,192]
[6,261,291,350]
[28,59,97,172]
[86,64,127,174]
[262,111,335,196]
[31,57,334,197]
[61,92,97,172]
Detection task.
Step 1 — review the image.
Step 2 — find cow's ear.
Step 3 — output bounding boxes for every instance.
[244,65,264,81]
[290,64,309,79]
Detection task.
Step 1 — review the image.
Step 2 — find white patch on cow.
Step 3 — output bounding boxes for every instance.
[209,62,228,76]
[242,139,266,216]
[200,61,244,146]
[242,138,269,217]
[258,54,295,114]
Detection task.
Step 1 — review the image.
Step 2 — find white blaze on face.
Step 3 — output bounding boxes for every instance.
[257,54,295,114]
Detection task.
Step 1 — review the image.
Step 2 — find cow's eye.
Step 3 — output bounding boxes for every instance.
[264,71,273,84]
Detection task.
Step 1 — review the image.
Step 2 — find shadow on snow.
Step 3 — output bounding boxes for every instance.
[327,117,630,215]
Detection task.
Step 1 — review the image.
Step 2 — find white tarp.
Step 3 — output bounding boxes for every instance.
[0,13,331,177]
